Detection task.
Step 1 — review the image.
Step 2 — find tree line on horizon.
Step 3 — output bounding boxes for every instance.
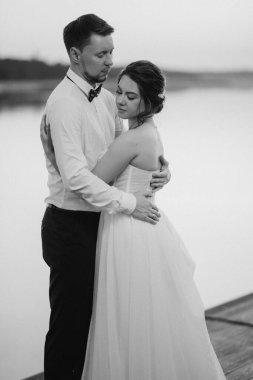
[1,58,253,91]
[0,58,123,81]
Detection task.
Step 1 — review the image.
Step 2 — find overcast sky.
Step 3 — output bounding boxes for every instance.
[1,0,253,70]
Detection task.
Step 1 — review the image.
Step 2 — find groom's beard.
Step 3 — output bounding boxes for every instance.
[92,70,110,83]
[82,69,111,85]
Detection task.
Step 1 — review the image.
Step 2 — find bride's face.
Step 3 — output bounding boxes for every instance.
[116,75,145,121]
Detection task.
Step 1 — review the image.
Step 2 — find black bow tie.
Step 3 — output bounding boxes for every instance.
[88,84,102,102]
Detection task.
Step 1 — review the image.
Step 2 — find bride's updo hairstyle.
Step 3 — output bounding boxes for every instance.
[118,60,166,127]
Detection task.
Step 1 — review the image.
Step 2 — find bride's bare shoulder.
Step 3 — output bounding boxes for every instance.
[114,123,158,152]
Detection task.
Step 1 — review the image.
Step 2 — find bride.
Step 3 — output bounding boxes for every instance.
[42,60,226,379]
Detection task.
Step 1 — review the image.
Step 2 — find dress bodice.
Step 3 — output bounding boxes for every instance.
[113,164,155,194]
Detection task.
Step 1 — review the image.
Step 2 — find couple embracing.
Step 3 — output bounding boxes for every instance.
[41,13,226,380]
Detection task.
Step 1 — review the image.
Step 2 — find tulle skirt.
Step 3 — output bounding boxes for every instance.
[82,211,226,380]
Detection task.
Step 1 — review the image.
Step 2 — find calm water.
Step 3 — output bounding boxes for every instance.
[1,89,253,379]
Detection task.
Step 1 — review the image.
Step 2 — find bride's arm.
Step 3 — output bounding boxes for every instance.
[92,131,139,183]
[40,114,138,184]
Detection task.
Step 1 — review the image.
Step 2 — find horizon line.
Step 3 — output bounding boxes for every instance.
[1,56,253,74]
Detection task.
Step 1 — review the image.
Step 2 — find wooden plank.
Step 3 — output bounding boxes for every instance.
[206,293,253,325]
[226,363,253,380]
[22,294,253,380]
[206,318,253,379]
[22,373,44,380]
[205,293,253,379]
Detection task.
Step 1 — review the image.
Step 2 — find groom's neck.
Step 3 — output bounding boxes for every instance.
[69,64,96,87]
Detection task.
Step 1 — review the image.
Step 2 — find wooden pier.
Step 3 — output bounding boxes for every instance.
[206,292,253,379]
[23,293,253,380]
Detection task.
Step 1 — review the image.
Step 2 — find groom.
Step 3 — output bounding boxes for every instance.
[41,14,169,380]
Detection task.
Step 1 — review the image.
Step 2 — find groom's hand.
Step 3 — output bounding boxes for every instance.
[150,155,171,192]
[132,191,161,225]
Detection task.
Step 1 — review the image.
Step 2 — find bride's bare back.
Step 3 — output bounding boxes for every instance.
[130,122,164,172]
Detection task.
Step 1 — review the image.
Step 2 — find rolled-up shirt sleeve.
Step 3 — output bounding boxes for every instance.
[47,98,136,214]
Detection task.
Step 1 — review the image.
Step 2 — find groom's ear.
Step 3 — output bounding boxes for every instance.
[69,47,80,64]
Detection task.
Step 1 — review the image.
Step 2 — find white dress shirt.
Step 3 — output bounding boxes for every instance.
[44,68,136,213]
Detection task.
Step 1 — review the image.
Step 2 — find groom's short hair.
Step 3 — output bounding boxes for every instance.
[63,14,114,53]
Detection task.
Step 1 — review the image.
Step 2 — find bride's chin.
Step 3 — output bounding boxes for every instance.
[117,111,128,119]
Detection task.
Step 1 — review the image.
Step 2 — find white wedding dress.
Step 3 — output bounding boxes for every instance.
[82,164,226,380]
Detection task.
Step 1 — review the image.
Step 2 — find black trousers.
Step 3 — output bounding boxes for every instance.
[41,205,100,380]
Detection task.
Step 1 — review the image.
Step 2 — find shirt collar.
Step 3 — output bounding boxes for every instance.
[66,68,94,96]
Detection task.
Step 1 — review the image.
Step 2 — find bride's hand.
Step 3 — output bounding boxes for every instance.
[150,155,171,192]
[40,114,60,174]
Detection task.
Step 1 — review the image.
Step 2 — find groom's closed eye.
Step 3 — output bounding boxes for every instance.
[97,52,106,58]
[96,49,114,58]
